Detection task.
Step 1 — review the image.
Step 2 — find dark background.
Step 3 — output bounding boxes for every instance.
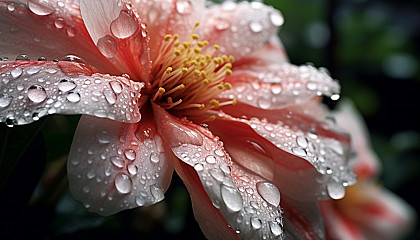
[1,0,419,239]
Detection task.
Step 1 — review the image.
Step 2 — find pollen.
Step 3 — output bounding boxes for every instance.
[150,23,236,118]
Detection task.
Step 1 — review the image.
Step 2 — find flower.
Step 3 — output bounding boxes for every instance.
[0,0,356,239]
[320,100,415,240]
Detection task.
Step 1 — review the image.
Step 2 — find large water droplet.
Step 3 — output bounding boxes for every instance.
[269,221,283,237]
[58,79,76,92]
[205,155,216,164]
[103,89,117,105]
[249,20,263,33]
[256,181,280,207]
[10,68,23,79]
[150,152,160,163]
[257,97,271,109]
[269,11,284,27]
[28,0,55,16]
[251,217,262,230]
[54,18,65,28]
[96,130,112,144]
[60,55,88,64]
[15,54,29,61]
[124,149,136,161]
[66,91,81,103]
[115,173,132,194]
[110,156,124,168]
[27,85,47,103]
[327,180,345,200]
[0,94,13,108]
[176,0,193,15]
[109,81,123,94]
[97,35,117,58]
[150,185,164,201]
[292,147,307,157]
[110,11,138,39]
[221,185,243,212]
[296,136,308,148]
[127,164,138,175]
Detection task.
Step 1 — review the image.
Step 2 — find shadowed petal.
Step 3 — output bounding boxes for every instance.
[0,0,118,73]
[67,113,173,216]
[80,0,150,82]
[0,61,143,125]
[218,63,340,109]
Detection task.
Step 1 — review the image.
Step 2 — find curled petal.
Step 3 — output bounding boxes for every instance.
[218,63,340,109]
[153,104,323,239]
[67,113,173,216]
[80,0,150,82]
[0,0,118,73]
[200,1,283,59]
[0,61,143,125]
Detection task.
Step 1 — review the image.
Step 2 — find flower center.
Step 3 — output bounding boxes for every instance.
[150,22,236,119]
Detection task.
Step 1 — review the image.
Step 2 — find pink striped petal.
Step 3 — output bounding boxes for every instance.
[79,0,150,82]
[0,61,143,125]
[0,0,118,73]
[67,111,173,216]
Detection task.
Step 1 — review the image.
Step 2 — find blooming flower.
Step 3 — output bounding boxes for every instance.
[320,100,415,240]
[0,0,356,239]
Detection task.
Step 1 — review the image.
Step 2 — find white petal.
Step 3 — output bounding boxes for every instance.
[219,63,340,109]
[0,61,143,125]
[67,115,173,216]
[200,1,283,59]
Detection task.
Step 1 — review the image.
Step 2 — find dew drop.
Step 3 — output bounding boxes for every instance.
[5,117,17,127]
[213,17,230,31]
[115,173,132,194]
[292,147,307,157]
[296,136,308,149]
[28,0,55,16]
[110,156,124,168]
[0,94,13,108]
[7,4,15,11]
[27,85,47,103]
[97,35,117,58]
[58,79,76,92]
[54,18,65,28]
[220,185,243,212]
[256,181,280,207]
[135,196,145,206]
[96,130,112,144]
[257,97,271,109]
[110,11,138,39]
[327,180,345,200]
[150,186,164,201]
[127,164,138,175]
[269,11,284,27]
[103,89,117,105]
[27,66,40,75]
[66,91,81,103]
[205,155,216,164]
[124,149,136,161]
[209,168,225,182]
[15,54,29,61]
[109,81,123,94]
[10,68,23,79]
[249,20,263,33]
[60,55,87,64]
[251,217,262,230]
[194,163,204,171]
[176,0,193,15]
[271,85,282,95]
[150,152,160,163]
[269,221,283,237]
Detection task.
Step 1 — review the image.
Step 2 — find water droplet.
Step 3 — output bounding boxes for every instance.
[256,181,280,207]
[269,11,284,27]
[135,196,145,206]
[205,155,216,164]
[0,94,13,108]
[327,180,345,199]
[194,163,204,171]
[103,89,117,105]
[54,18,65,28]
[7,4,15,11]
[110,156,124,168]
[66,91,81,103]
[213,17,230,31]
[28,0,55,16]
[27,85,47,103]
[15,54,29,61]
[5,117,17,127]
[109,81,123,94]
[176,0,193,15]
[27,66,40,75]
[124,149,136,161]
[150,152,160,163]
[58,79,76,92]
[127,164,138,175]
[296,136,308,148]
[150,186,164,201]
[60,55,87,64]
[221,1,236,11]
[96,130,112,144]
[292,147,307,157]
[97,35,117,58]
[251,217,262,230]
[269,221,283,236]
[93,109,107,118]
[249,20,263,33]
[209,168,225,182]
[220,185,243,212]
[257,97,271,109]
[110,11,138,39]
[271,85,282,95]
[115,173,132,194]
[10,68,23,79]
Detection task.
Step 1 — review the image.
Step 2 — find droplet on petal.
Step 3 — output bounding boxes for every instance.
[221,185,243,212]
[115,173,132,194]
[327,180,345,200]
[10,68,23,79]
[251,217,262,230]
[27,85,47,103]
[0,94,13,108]
[97,35,117,58]
[176,0,193,15]
[256,181,280,207]
[150,152,160,163]
[58,79,77,92]
[150,186,164,201]
[66,91,81,103]
[124,149,136,161]
[110,156,124,168]
[269,221,283,237]
[269,11,284,27]
[28,0,55,16]
[96,130,112,144]
[110,11,138,39]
